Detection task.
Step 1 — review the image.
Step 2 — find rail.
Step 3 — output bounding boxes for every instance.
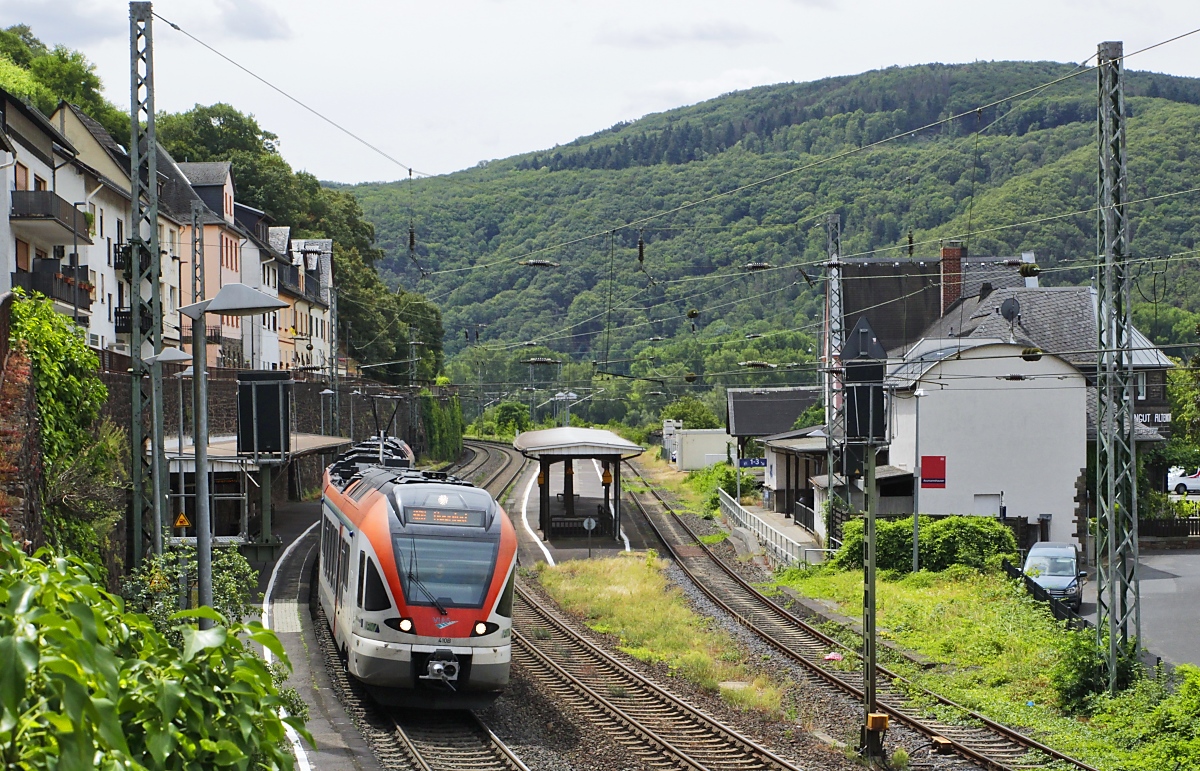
[793,501,817,534]
[718,487,805,568]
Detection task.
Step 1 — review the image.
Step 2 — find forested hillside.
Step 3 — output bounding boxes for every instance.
[351,60,1200,403]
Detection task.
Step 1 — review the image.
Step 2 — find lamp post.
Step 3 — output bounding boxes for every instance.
[143,346,192,555]
[320,388,335,435]
[913,388,927,573]
[175,365,193,538]
[180,284,286,629]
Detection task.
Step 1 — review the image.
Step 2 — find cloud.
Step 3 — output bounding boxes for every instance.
[2,0,125,47]
[601,21,778,49]
[630,67,787,112]
[209,0,292,41]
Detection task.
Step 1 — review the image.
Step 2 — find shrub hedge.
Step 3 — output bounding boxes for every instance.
[830,515,1018,572]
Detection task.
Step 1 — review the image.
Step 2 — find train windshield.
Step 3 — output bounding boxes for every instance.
[392,535,499,609]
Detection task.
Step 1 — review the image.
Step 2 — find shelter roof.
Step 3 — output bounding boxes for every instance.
[513,427,644,459]
[726,386,820,438]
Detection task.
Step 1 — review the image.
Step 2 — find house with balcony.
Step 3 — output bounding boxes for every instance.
[1,88,92,321]
[290,237,332,374]
[233,203,282,370]
[51,102,186,356]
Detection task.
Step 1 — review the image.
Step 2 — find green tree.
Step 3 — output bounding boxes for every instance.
[661,395,721,429]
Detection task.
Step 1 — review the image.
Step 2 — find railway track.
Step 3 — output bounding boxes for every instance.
[623,460,1098,771]
[513,584,804,771]
[469,441,811,770]
[391,710,529,771]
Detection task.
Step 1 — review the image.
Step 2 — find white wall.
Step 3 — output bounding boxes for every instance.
[674,429,735,471]
[889,343,1086,545]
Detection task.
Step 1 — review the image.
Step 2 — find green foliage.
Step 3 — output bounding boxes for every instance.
[42,418,127,576]
[0,25,126,139]
[685,462,756,511]
[830,515,1018,572]
[661,395,721,429]
[0,522,306,769]
[9,292,108,463]
[122,546,262,648]
[153,102,444,380]
[420,392,464,461]
[792,398,824,430]
[1088,665,1200,770]
[350,62,1200,372]
[1051,629,1142,715]
[492,401,532,435]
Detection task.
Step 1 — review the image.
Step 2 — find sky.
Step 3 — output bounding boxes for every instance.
[3,0,1200,184]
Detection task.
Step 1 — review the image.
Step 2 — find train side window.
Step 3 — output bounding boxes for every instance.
[363,558,391,612]
[497,571,515,618]
[356,551,366,608]
[338,541,350,595]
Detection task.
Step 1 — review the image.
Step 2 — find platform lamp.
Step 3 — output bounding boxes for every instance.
[320,388,335,435]
[174,365,194,542]
[180,284,287,629]
[143,346,193,556]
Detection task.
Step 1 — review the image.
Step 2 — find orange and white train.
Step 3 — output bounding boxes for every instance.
[318,437,517,708]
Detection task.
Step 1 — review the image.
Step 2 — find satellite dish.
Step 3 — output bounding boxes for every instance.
[1000,298,1021,323]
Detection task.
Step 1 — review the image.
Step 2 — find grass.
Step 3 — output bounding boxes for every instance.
[537,551,784,716]
[699,532,729,545]
[774,565,1195,771]
[628,455,712,518]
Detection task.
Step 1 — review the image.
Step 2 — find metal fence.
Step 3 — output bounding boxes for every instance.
[718,488,807,568]
[1139,517,1200,538]
[1001,559,1092,631]
[793,501,816,534]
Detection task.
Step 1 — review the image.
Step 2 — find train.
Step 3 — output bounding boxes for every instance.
[317,435,517,708]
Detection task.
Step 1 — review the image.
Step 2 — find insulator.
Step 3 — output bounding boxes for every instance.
[408,226,416,251]
[687,308,700,319]
[908,229,914,258]
[1019,263,1040,278]
[1021,347,1043,362]
[638,236,644,264]
[685,372,697,383]
[465,331,470,341]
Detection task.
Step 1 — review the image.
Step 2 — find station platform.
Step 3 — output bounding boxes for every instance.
[505,458,657,566]
[730,499,825,565]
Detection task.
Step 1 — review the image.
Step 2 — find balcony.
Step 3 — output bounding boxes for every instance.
[10,191,92,246]
[11,268,92,313]
[114,308,151,335]
[179,321,223,343]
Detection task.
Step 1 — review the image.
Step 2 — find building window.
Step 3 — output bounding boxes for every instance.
[14,162,27,190]
[1136,371,1147,401]
[15,239,30,272]
[33,175,46,191]
[116,219,124,245]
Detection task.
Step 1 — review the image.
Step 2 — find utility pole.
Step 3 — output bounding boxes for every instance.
[1095,39,1140,692]
[128,2,164,562]
[330,288,340,435]
[844,317,888,761]
[824,213,849,543]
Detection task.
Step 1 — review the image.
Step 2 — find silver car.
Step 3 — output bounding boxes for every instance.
[1023,542,1086,611]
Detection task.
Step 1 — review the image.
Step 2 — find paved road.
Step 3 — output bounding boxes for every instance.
[1082,548,1200,666]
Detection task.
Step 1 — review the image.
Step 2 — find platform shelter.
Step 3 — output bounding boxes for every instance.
[513,427,644,540]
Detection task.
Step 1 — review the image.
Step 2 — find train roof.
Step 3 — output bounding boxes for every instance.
[326,436,466,493]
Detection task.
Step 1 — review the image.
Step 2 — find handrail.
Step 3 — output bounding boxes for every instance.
[717,488,806,568]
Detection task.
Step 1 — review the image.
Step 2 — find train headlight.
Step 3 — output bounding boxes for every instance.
[474,622,488,635]
[385,617,415,633]
[471,621,500,637]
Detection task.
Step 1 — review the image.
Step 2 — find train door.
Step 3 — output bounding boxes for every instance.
[334,531,352,641]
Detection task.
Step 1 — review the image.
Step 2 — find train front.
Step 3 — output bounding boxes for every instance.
[352,482,517,709]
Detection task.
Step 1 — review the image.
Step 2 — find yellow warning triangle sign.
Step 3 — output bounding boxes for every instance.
[174,512,191,528]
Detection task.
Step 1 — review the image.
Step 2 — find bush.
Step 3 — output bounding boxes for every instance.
[830,515,1018,573]
[685,463,757,512]
[1051,628,1142,714]
[0,522,306,768]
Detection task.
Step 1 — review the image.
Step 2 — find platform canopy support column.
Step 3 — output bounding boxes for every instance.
[539,458,551,538]
[564,458,575,518]
[613,457,622,541]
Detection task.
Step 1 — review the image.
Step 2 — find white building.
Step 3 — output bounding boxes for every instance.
[888,338,1088,545]
[672,428,735,471]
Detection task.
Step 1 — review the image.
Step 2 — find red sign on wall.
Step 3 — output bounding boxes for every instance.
[921,455,946,488]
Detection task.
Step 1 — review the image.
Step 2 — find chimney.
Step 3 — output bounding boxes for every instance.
[941,240,965,314]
